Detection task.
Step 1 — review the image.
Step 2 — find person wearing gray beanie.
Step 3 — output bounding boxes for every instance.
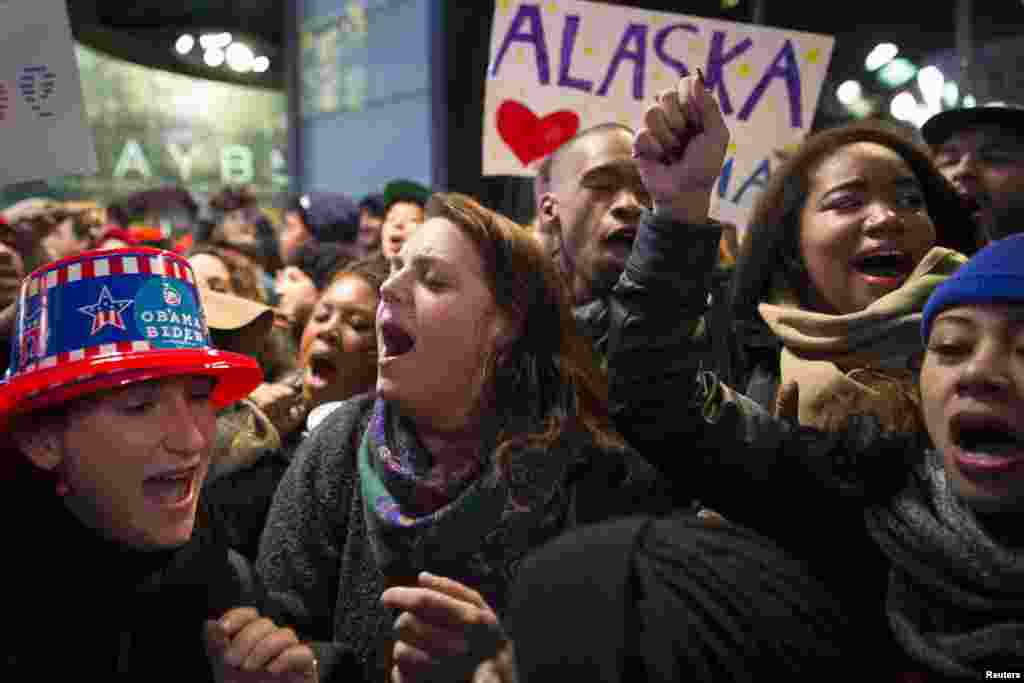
[281,192,360,263]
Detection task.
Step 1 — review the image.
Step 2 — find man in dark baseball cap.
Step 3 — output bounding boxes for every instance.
[923,102,1024,242]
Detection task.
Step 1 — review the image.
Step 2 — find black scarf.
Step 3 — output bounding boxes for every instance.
[865,453,1024,677]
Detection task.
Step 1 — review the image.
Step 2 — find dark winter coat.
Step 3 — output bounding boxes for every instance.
[4,461,290,681]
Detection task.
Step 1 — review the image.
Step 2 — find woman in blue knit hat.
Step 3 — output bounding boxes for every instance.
[1,247,318,682]
[607,228,1024,679]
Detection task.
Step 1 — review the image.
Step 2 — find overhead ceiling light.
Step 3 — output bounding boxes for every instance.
[173,30,274,76]
[890,91,930,127]
[865,43,899,72]
[846,98,876,119]
[963,94,977,108]
[175,34,195,55]
[917,65,944,110]
[204,48,225,68]
[878,58,917,88]
[837,80,862,106]
[890,91,923,123]
[942,81,960,108]
[225,42,255,72]
[199,32,233,51]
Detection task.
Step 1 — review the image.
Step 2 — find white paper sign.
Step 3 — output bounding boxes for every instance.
[484,0,835,230]
[0,0,98,186]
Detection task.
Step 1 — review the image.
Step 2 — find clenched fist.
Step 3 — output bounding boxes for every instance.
[205,607,318,683]
[633,71,731,224]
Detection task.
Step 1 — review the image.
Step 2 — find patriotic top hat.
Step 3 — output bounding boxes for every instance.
[0,247,262,426]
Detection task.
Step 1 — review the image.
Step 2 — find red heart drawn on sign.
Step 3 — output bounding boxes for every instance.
[497,100,580,167]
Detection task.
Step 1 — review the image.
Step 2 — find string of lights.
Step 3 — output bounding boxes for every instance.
[174,32,271,75]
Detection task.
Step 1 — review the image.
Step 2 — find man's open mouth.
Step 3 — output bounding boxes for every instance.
[308,354,339,388]
[605,226,638,250]
[379,321,416,359]
[851,250,915,279]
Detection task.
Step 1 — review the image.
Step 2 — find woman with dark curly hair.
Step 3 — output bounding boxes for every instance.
[728,120,978,433]
[205,256,390,563]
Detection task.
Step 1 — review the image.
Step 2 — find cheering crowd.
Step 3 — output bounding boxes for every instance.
[2,73,1024,682]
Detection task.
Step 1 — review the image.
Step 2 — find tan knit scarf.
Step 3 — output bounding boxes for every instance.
[757,247,966,431]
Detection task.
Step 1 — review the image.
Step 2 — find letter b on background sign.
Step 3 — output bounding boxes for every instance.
[221,144,254,184]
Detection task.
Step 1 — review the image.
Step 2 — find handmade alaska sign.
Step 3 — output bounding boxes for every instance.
[0,0,97,185]
[484,0,835,230]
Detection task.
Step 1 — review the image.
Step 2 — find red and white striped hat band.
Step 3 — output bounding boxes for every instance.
[26,251,195,296]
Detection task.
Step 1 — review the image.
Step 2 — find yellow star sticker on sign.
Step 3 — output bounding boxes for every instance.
[737,63,752,78]
[727,143,738,154]
[497,0,511,11]
[805,48,821,64]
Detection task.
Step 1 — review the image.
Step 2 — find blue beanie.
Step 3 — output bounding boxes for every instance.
[922,233,1024,341]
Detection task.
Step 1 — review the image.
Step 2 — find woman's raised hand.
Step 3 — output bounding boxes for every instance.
[633,71,731,224]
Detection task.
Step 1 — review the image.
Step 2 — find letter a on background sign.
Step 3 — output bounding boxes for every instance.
[483,0,834,231]
[0,0,97,185]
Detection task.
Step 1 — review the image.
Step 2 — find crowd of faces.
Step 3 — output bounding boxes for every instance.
[5,98,1024,683]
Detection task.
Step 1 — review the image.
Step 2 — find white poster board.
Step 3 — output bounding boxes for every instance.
[0,0,98,186]
[484,0,835,230]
